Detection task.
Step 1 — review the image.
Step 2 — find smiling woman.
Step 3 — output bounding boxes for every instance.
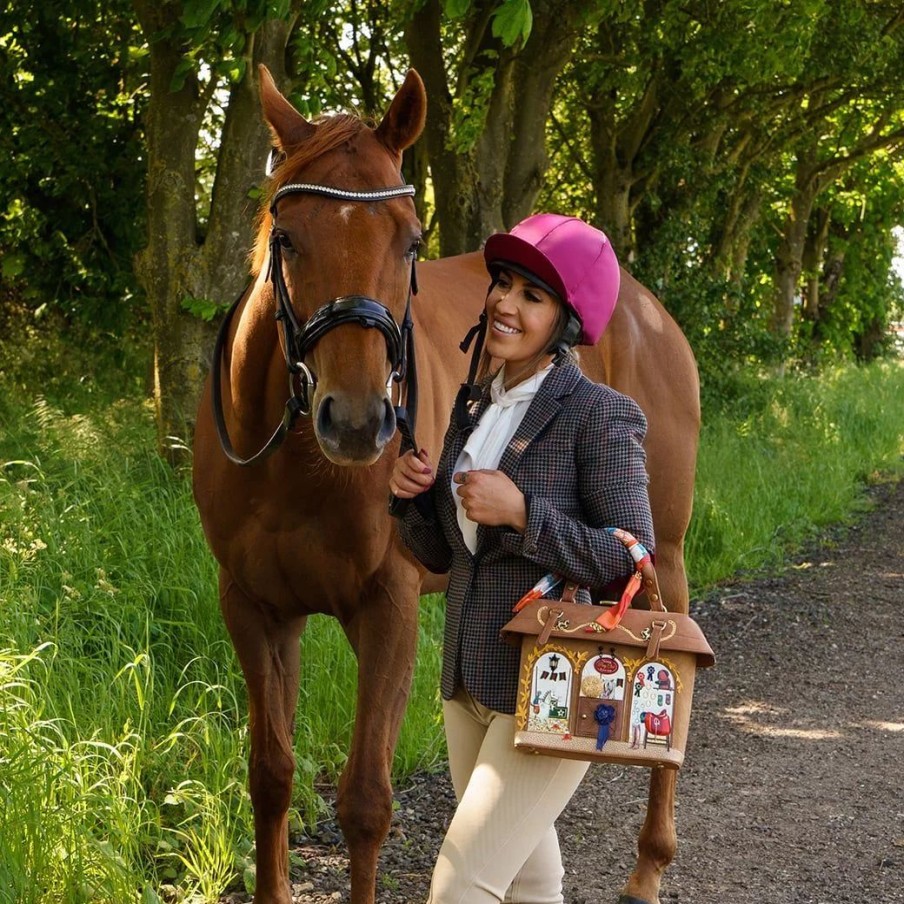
[390,213,661,904]
[483,268,563,384]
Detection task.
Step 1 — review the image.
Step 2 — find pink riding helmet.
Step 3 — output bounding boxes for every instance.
[483,213,621,346]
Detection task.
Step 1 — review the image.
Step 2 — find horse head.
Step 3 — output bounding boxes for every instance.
[255,66,426,466]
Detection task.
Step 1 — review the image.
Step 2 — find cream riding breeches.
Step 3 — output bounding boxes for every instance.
[427,688,589,904]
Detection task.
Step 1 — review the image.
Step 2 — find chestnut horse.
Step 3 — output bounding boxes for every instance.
[192,66,699,904]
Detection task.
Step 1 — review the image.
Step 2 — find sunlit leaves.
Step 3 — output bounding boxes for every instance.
[444,0,470,18]
[447,60,497,154]
[491,0,532,46]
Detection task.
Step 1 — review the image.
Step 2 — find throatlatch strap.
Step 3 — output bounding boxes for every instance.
[211,286,308,467]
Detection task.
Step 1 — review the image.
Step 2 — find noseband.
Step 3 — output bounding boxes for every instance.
[212,180,420,467]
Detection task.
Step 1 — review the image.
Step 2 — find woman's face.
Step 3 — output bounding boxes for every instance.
[484,267,561,376]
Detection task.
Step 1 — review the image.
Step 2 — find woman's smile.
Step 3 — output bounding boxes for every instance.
[484,268,561,378]
[492,318,521,335]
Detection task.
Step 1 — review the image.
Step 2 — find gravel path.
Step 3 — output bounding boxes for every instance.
[222,478,904,904]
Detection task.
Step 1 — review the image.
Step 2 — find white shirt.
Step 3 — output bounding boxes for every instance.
[452,365,553,554]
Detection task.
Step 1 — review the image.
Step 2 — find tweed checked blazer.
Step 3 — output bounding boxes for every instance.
[396,362,654,715]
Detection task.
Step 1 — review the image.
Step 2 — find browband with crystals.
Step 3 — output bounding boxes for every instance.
[272,183,416,206]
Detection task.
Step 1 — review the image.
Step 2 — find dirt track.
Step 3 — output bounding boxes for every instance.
[222,478,904,904]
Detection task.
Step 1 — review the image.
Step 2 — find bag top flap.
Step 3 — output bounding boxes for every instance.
[500,600,715,668]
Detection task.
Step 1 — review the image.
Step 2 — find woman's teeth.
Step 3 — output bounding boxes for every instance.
[494,320,520,335]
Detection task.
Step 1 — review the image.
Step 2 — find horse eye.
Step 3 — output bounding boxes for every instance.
[276,232,294,252]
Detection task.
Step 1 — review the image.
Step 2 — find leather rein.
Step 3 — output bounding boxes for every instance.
[211,180,420,467]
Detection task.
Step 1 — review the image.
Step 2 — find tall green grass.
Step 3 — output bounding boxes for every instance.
[0,391,444,902]
[686,361,904,585]
[1,352,902,901]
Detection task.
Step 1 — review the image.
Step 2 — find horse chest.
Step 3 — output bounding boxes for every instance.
[219,497,393,613]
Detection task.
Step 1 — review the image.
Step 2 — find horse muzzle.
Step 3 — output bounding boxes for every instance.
[315,391,396,465]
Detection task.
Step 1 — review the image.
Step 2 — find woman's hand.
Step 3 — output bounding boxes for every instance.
[453,470,527,532]
[389,449,435,498]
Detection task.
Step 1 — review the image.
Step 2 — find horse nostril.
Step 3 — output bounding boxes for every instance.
[377,398,396,446]
[317,395,334,438]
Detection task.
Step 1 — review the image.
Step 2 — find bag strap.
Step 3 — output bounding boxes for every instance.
[592,528,664,632]
[511,530,662,626]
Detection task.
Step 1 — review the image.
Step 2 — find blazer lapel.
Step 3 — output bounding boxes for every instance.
[497,364,581,479]
[473,364,582,554]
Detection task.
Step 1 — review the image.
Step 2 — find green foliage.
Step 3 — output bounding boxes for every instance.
[491,0,532,46]
[441,0,533,44]
[687,361,904,587]
[448,59,498,154]
[542,0,904,378]
[165,0,292,89]
[0,0,147,331]
[5,0,902,373]
[180,295,231,323]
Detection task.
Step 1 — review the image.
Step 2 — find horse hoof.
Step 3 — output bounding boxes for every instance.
[617,896,654,904]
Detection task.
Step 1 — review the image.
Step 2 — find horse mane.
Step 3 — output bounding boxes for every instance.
[250,113,371,275]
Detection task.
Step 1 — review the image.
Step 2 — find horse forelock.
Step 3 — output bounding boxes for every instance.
[250,113,383,276]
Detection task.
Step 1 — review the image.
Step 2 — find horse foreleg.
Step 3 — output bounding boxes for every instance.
[337,570,419,904]
[220,573,304,904]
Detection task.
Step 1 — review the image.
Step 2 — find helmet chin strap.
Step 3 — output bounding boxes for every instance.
[548,311,582,364]
[454,311,488,429]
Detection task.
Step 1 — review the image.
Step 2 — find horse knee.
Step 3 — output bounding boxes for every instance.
[336,778,392,846]
[249,748,295,816]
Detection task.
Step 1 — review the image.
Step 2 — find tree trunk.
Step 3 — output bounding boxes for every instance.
[405,0,481,257]
[133,0,207,462]
[584,17,663,263]
[500,1,592,227]
[709,161,755,279]
[728,188,763,284]
[770,155,821,340]
[801,205,831,326]
[588,98,635,260]
[132,2,288,463]
[406,0,592,256]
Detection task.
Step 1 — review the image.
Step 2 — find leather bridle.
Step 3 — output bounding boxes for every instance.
[211,180,420,467]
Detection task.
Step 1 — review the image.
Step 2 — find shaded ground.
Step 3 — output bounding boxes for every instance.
[223,478,904,904]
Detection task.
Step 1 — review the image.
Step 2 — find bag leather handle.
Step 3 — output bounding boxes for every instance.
[591,529,663,631]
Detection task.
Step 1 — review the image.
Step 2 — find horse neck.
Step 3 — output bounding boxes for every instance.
[224,277,313,456]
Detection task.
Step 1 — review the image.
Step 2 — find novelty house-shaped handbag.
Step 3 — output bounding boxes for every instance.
[500,530,715,769]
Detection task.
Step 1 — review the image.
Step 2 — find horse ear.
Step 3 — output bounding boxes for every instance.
[258,64,316,152]
[375,69,427,156]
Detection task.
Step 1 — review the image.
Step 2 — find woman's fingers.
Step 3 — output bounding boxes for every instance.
[390,449,434,498]
[451,469,526,530]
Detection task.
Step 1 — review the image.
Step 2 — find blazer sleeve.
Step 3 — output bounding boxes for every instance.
[393,484,454,574]
[499,392,654,587]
